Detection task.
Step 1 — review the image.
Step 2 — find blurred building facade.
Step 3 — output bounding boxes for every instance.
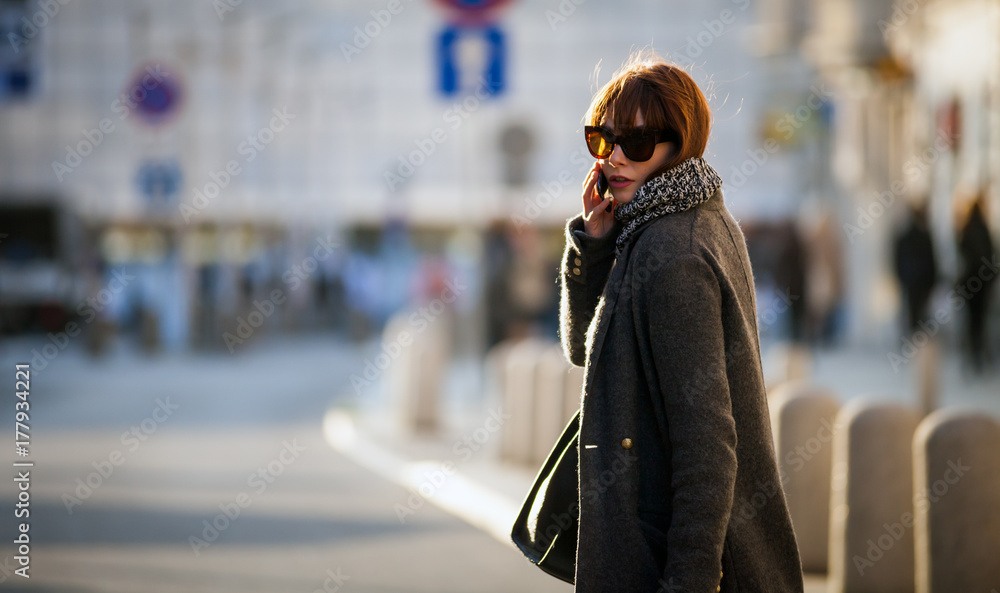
[3,0,992,354]
[802,0,1000,346]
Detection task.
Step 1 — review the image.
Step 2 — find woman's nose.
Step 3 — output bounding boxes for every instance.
[608,143,628,166]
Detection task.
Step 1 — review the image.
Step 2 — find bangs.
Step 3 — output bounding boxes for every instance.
[587,74,672,133]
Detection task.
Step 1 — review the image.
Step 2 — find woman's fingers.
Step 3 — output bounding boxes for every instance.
[583,196,612,224]
[582,161,601,212]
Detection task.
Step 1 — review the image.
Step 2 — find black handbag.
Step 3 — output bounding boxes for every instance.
[510,409,581,585]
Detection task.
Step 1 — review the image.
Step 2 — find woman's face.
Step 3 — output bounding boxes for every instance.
[599,108,675,204]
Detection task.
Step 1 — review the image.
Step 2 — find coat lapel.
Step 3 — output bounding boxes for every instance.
[583,228,642,393]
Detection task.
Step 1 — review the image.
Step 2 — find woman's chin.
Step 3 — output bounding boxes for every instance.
[612,190,635,204]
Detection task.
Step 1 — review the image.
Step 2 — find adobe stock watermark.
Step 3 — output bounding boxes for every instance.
[732,412,842,528]
[511,148,593,231]
[179,107,295,223]
[189,439,306,556]
[61,397,180,514]
[757,287,800,337]
[665,0,751,67]
[213,0,244,20]
[51,64,173,182]
[394,406,511,522]
[349,276,467,394]
[341,0,413,62]
[531,449,637,555]
[843,130,950,244]
[384,75,496,192]
[0,555,19,584]
[887,255,1000,373]
[222,234,341,353]
[7,0,72,54]
[27,269,135,373]
[544,0,587,29]
[853,458,970,575]
[878,0,925,40]
[676,285,801,406]
[309,567,351,593]
[726,84,834,193]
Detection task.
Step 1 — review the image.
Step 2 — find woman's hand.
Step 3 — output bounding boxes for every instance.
[582,161,615,238]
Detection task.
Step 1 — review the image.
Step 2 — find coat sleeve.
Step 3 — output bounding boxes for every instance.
[558,212,620,367]
[638,252,737,593]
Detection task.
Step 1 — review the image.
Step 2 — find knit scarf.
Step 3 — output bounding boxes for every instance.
[611,156,723,255]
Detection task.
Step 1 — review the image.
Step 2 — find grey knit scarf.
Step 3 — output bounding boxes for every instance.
[612,156,723,255]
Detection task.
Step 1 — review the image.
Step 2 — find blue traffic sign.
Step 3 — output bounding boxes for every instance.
[437,24,505,97]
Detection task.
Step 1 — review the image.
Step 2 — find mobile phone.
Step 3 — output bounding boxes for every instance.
[596,170,609,196]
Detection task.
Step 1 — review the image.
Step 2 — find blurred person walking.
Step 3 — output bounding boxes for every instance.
[893,201,938,337]
[774,220,807,342]
[803,207,844,344]
[556,52,803,593]
[957,193,996,373]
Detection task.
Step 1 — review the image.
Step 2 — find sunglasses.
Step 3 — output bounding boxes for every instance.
[584,125,678,162]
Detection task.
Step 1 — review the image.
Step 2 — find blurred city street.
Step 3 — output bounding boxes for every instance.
[2,0,1000,590]
[1,330,996,591]
[0,334,572,592]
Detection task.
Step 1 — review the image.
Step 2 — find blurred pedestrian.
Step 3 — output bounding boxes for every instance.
[802,206,844,344]
[956,193,996,372]
[893,201,937,337]
[774,220,807,342]
[483,221,515,349]
[556,52,803,592]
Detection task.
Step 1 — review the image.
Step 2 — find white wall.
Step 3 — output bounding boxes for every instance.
[0,0,816,228]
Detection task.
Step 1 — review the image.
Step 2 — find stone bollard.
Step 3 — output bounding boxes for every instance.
[532,344,572,465]
[914,338,940,417]
[912,409,1000,593]
[484,339,517,417]
[410,309,451,434]
[384,308,452,435]
[564,364,584,422]
[768,382,840,573]
[763,342,812,394]
[499,337,552,465]
[828,399,919,593]
[382,311,419,432]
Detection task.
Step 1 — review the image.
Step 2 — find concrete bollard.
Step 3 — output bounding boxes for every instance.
[410,310,451,434]
[383,308,451,435]
[382,311,415,427]
[564,364,584,422]
[499,337,552,465]
[913,409,1000,593]
[763,342,812,394]
[768,382,840,573]
[484,339,517,419]
[914,338,940,417]
[532,344,572,465]
[828,399,919,593]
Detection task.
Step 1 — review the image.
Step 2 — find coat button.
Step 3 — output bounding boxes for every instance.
[621,438,632,449]
[574,257,582,266]
[572,267,581,275]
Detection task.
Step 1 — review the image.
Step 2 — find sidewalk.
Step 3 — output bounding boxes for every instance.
[328,339,1000,592]
[325,353,839,592]
[322,362,537,547]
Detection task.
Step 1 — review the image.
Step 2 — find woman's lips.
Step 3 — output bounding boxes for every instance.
[609,176,633,188]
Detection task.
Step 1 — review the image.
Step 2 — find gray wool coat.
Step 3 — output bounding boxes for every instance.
[559,187,804,593]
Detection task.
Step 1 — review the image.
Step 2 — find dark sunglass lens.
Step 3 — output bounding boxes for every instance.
[621,131,655,161]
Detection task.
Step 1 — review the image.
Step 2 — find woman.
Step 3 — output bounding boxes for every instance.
[559,53,804,592]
